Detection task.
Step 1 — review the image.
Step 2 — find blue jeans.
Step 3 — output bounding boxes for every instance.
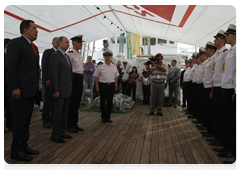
[81,80,94,103]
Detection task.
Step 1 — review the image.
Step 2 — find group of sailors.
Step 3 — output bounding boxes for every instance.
[181,24,236,164]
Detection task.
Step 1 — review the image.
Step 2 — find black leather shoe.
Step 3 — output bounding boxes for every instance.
[224,160,235,164]
[209,141,224,146]
[213,147,227,152]
[166,104,171,107]
[74,126,84,131]
[23,146,39,155]
[102,119,107,123]
[218,151,234,158]
[60,134,72,139]
[203,133,215,137]
[181,105,186,108]
[188,115,196,119]
[174,105,177,108]
[51,137,65,143]
[196,124,203,128]
[68,127,78,133]
[192,120,200,124]
[106,119,113,123]
[157,112,163,116]
[149,112,154,115]
[198,127,208,130]
[183,109,189,112]
[11,151,33,161]
[206,138,216,142]
[201,131,209,134]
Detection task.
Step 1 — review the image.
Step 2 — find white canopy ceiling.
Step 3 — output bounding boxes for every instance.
[4,5,236,53]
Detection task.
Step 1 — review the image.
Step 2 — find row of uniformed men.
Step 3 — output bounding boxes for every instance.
[181,24,236,163]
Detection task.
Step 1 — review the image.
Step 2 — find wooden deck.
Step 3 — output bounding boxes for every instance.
[4,103,235,164]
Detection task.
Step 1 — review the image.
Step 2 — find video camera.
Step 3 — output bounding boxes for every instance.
[146,56,158,65]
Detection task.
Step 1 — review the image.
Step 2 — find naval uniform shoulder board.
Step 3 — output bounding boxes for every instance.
[223,49,228,52]
[67,50,74,53]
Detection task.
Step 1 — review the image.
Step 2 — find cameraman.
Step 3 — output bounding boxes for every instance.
[103,39,109,52]
[145,53,168,116]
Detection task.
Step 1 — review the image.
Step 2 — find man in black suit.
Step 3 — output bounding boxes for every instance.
[41,37,58,128]
[6,20,40,161]
[49,36,73,143]
[180,65,187,108]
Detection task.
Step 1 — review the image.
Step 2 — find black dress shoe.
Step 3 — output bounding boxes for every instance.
[224,160,235,164]
[60,134,72,139]
[102,119,107,123]
[209,141,224,146]
[106,119,113,123]
[167,104,171,107]
[11,151,33,161]
[51,137,65,143]
[196,124,203,128]
[149,112,154,115]
[67,127,78,133]
[213,147,227,152]
[218,151,234,158]
[198,127,208,130]
[174,105,177,108]
[188,115,196,119]
[201,131,209,134]
[181,105,186,108]
[74,126,84,131]
[81,103,85,106]
[206,138,216,142]
[203,133,215,137]
[183,109,189,112]
[157,112,163,116]
[24,146,39,155]
[192,120,199,124]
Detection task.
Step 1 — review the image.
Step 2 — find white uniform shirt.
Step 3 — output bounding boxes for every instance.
[234,69,238,94]
[122,67,129,81]
[221,44,236,89]
[93,62,119,83]
[142,76,149,84]
[67,49,84,74]
[183,67,191,82]
[186,64,197,82]
[203,55,215,88]
[212,46,228,87]
[192,65,200,83]
[196,59,208,84]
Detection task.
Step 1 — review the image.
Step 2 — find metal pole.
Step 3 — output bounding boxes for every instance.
[92,41,95,57]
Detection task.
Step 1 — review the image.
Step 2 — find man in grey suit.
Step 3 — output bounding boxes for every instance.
[167,60,180,108]
[49,36,73,143]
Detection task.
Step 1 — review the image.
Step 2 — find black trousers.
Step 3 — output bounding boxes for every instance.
[99,82,115,120]
[5,95,13,129]
[8,96,35,156]
[51,97,69,139]
[232,94,238,157]
[142,84,150,103]
[213,87,226,144]
[197,83,204,124]
[192,83,198,116]
[42,84,52,124]
[127,84,137,101]
[67,73,83,128]
[182,84,186,106]
[184,82,191,111]
[221,88,236,155]
[203,87,215,134]
[122,81,129,95]
[188,82,194,114]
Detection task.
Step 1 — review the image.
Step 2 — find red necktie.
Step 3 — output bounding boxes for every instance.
[31,42,37,56]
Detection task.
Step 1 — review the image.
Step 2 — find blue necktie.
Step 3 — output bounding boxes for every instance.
[170,67,174,73]
[64,53,71,68]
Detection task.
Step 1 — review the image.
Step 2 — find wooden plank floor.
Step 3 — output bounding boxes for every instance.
[4,102,233,164]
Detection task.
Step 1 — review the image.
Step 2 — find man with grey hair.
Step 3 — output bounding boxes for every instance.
[81,56,95,105]
[41,37,58,128]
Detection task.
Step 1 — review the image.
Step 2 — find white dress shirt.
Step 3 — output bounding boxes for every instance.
[203,55,215,88]
[122,67,129,81]
[234,69,238,94]
[221,44,236,89]
[186,64,197,82]
[67,49,84,74]
[212,46,228,87]
[192,65,200,83]
[196,59,208,84]
[183,67,191,82]
[93,62,119,83]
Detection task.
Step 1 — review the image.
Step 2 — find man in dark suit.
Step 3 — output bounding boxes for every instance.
[180,66,186,108]
[167,60,180,108]
[6,20,40,161]
[49,36,73,143]
[41,37,58,128]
